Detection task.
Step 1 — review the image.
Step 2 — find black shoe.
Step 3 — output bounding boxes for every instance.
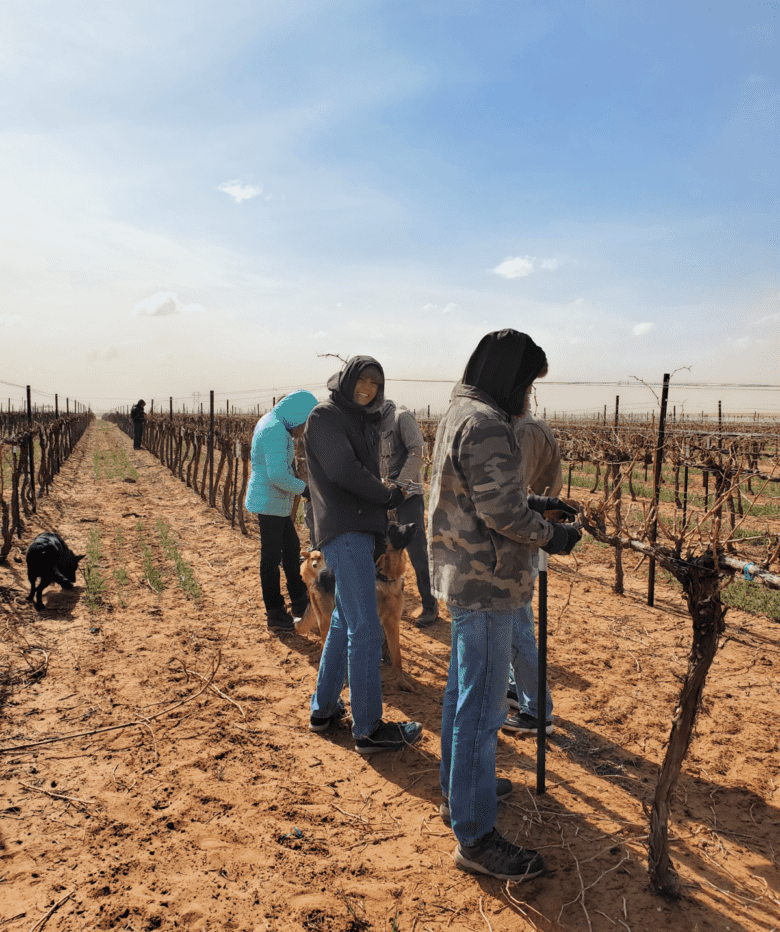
[503,711,554,735]
[267,609,295,632]
[507,686,520,710]
[309,698,346,733]
[439,778,512,826]
[455,828,546,881]
[413,607,439,629]
[291,597,310,618]
[355,720,423,755]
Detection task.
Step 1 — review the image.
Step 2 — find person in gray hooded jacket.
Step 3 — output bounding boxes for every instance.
[379,400,439,627]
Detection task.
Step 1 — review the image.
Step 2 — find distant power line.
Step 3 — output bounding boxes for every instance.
[387,380,780,390]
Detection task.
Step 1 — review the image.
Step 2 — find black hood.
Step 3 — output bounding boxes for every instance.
[327,355,386,419]
[462,330,547,417]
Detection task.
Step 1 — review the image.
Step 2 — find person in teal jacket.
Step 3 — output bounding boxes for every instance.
[245,390,318,631]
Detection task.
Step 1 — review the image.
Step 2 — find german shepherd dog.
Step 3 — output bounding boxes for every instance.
[296,522,417,692]
[26,531,84,612]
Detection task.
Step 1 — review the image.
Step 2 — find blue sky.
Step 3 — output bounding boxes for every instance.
[1,0,777,415]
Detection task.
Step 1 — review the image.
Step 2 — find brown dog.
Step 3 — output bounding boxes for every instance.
[295,522,417,692]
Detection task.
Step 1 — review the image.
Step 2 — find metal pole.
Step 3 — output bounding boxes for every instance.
[536,549,548,795]
[648,373,671,607]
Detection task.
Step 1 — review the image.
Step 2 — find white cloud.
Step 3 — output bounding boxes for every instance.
[493,256,535,279]
[420,301,460,314]
[492,256,559,279]
[756,311,779,325]
[632,322,655,336]
[131,292,204,317]
[309,330,327,338]
[86,346,121,362]
[218,180,262,203]
[0,314,25,327]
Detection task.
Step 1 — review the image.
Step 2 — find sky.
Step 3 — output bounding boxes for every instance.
[1,0,778,417]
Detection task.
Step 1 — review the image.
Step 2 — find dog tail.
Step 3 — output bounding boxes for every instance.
[294,601,318,636]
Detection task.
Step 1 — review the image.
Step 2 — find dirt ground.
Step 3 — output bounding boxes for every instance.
[1,420,779,932]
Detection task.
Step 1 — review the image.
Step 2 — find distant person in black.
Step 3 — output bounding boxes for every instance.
[130,399,146,449]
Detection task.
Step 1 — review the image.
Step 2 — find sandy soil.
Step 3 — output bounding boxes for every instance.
[1,420,779,932]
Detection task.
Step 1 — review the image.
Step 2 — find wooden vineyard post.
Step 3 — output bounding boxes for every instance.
[613,461,624,594]
[648,374,670,607]
[536,550,548,795]
[232,440,240,528]
[169,397,174,469]
[209,391,215,507]
[26,386,36,514]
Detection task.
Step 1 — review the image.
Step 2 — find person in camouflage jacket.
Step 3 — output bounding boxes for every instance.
[428,329,580,881]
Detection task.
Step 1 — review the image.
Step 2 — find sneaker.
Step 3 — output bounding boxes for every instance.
[413,608,439,629]
[455,828,545,882]
[267,609,295,632]
[355,720,423,755]
[309,698,346,733]
[503,711,554,735]
[440,777,512,826]
[507,686,520,710]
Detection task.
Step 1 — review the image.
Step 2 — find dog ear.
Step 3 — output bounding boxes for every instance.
[396,523,416,547]
[76,554,86,562]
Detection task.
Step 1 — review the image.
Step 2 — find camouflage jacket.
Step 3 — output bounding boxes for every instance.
[428,384,556,610]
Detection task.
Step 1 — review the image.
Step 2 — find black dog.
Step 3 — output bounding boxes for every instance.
[26,532,84,611]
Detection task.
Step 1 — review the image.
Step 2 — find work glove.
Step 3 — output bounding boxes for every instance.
[541,522,582,555]
[300,485,310,501]
[385,485,405,511]
[528,495,578,521]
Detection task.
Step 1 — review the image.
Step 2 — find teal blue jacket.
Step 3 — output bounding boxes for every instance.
[245,391,318,516]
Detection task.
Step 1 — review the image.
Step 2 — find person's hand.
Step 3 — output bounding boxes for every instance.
[385,485,405,510]
[301,485,310,501]
[542,523,582,555]
[528,495,578,520]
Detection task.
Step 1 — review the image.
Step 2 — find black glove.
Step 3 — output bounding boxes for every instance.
[542,522,582,555]
[300,485,310,501]
[385,485,405,510]
[528,495,578,520]
[373,534,387,562]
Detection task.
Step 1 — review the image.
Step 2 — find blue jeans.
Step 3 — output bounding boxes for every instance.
[310,532,383,739]
[440,605,515,846]
[509,598,553,719]
[394,494,436,612]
